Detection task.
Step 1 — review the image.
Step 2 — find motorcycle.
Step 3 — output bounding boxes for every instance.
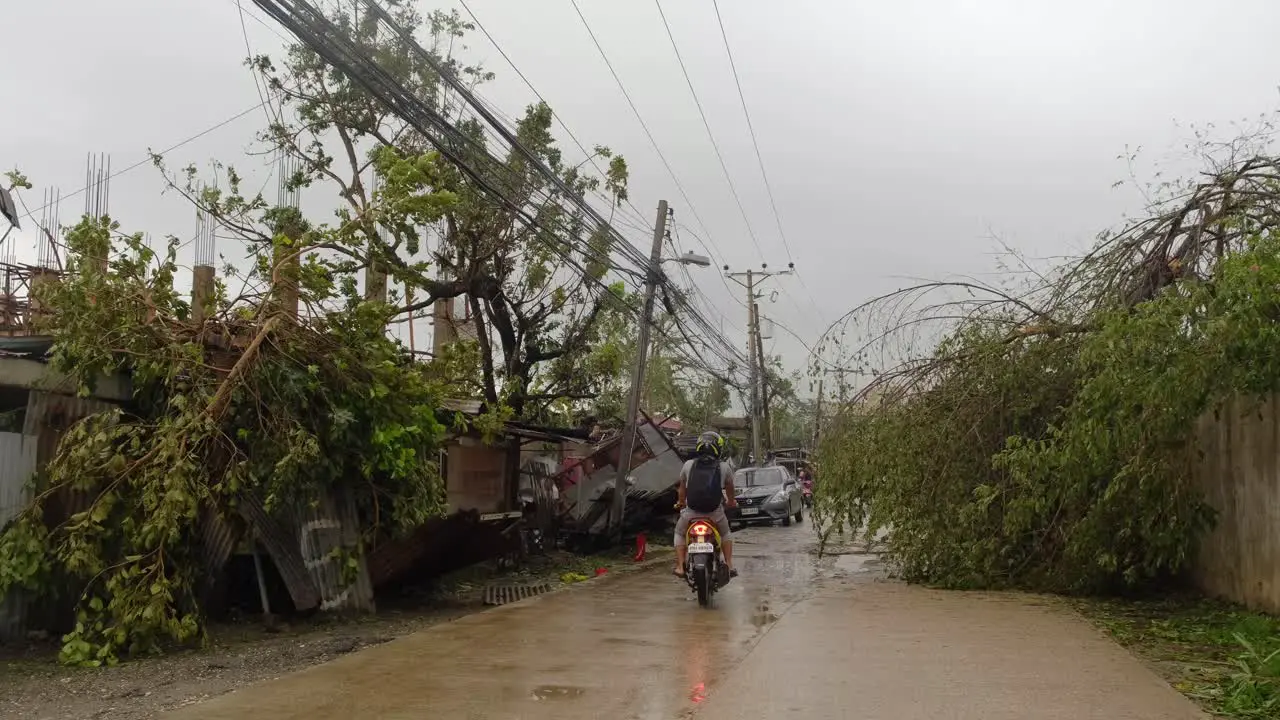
[684,517,731,607]
[801,478,813,507]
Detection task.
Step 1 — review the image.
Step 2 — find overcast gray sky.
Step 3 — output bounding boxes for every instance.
[4,0,1280,377]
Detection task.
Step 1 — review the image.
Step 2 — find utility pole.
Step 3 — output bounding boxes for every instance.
[745,271,762,465]
[753,300,772,452]
[612,200,669,540]
[610,200,719,540]
[727,263,793,466]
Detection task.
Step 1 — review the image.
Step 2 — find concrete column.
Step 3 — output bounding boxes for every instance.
[364,262,387,304]
[27,269,58,330]
[192,265,216,323]
[272,244,299,318]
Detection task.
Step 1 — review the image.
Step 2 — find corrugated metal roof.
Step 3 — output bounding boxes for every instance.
[0,336,53,357]
[239,494,321,612]
[195,506,241,608]
[441,398,483,415]
[238,490,375,614]
[0,432,39,642]
[294,492,375,613]
[563,421,684,533]
[0,187,19,229]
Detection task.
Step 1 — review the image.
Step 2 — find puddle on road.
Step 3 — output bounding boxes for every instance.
[833,553,885,575]
[531,685,585,701]
[750,600,780,629]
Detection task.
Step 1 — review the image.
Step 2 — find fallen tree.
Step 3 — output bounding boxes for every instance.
[815,153,1280,594]
[0,207,466,666]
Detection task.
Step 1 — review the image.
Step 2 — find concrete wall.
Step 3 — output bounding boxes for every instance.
[1191,394,1280,613]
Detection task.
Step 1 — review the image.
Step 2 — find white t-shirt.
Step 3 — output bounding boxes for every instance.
[680,459,735,496]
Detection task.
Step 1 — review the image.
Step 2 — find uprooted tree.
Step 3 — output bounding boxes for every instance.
[815,151,1280,594]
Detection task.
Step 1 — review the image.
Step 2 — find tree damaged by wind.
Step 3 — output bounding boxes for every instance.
[239,1,635,424]
[815,152,1280,594]
[0,4,640,665]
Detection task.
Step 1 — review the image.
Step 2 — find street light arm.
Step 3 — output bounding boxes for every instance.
[661,251,711,268]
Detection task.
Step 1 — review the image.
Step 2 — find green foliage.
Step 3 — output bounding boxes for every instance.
[580,291,733,429]
[818,233,1280,594]
[4,169,33,191]
[243,5,632,422]
[0,216,451,665]
[1083,596,1280,718]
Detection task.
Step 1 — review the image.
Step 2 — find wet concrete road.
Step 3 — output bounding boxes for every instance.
[168,524,1204,719]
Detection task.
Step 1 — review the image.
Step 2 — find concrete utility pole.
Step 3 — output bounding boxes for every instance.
[753,300,773,453]
[727,263,793,466]
[611,202,711,539]
[745,271,762,464]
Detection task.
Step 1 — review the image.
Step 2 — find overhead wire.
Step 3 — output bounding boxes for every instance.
[708,0,789,262]
[708,0,827,328]
[436,3,749,368]
[456,0,656,235]
[565,0,728,267]
[18,102,268,221]
[251,0,641,285]
[454,0,748,370]
[651,0,764,260]
[254,0,747,377]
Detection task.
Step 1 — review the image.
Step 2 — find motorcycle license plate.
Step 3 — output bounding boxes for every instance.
[688,542,714,553]
[740,508,759,516]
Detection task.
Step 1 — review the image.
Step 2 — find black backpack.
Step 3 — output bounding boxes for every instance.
[685,457,724,513]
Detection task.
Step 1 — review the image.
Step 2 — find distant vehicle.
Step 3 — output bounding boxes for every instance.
[730,466,805,527]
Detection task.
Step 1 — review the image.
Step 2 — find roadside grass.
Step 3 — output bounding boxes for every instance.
[1078,595,1280,718]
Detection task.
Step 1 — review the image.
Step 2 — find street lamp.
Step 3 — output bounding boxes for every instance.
[611,201,709,542]
[670,251,711,268]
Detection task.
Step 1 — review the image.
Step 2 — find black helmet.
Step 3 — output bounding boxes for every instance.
[694,431,725,459]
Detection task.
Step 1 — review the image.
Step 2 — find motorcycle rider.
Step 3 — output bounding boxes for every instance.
[674,431,738,578]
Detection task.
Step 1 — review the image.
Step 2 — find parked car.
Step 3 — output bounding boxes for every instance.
[730,466,805,527]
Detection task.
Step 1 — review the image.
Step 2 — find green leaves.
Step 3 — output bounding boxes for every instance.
[820,232,1280,594]
[0,211,453,664]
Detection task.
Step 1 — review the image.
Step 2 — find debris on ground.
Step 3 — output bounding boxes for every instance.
[1077,595,1280,719]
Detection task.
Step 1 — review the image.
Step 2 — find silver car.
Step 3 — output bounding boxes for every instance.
[730,466,805,527]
